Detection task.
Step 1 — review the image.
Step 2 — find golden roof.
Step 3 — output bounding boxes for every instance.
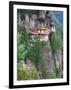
[37,23,47,30]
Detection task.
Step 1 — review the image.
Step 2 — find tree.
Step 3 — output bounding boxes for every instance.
[28,37,47,70]
[17,25,29,62]
[50,31,63,54]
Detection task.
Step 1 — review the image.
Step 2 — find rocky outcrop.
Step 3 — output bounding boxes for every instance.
[17,10,63,79]
[39,41,56,79]
[39,41,63,79]
[54,49,63,78]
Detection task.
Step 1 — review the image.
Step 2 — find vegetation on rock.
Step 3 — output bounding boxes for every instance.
[17,9,63,80]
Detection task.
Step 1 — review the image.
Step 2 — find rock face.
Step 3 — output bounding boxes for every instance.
[40,41,55,79]
[25,14,29,24]
[39,11,46,19]
[54,49,63,78]
[54,50,62,69]
[39,41,63,79]
[24,15,30,34]
[17,14,22,25]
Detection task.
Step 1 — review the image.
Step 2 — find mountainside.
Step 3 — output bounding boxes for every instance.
[17,9,63,80]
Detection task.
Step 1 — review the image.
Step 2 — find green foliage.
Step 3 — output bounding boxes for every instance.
[17,64,37,80]
[17,25,46,65]
[17,10,63,80]
[55,67,62,78]
[17,44,26,61]
[17,25,28,47]
[17,25,29,62]
[50,31,63,53]
[17,9,32,17]
[28,38,47,68]
[48,70,57,79]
